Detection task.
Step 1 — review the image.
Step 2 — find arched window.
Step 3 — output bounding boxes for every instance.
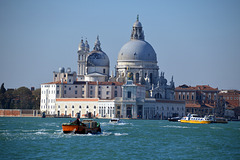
[150,73,153,84]
[136,73,139,83]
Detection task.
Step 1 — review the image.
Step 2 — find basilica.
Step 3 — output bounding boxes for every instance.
[40,16,185,119]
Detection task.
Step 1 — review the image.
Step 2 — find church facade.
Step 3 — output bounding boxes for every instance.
[40,17,185,119]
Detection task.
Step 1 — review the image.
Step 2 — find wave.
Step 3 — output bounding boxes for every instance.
[34,131,48,135]
[210,127,223,130]
[114,133,128,136]
[162,125,190,129]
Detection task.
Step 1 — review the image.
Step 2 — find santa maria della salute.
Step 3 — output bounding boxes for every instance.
[40,16,185,119]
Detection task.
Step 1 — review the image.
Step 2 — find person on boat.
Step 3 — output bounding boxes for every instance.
[72,118,80,125]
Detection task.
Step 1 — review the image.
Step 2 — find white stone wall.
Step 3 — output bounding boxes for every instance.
[56,99,99,118]
[87,66,109,76]
[40,84,56,115]
[143,100,185,119]
[85,75,106,82]
[98,100,115,118]
[116,60,159,85]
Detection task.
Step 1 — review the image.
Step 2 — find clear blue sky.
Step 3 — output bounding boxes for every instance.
[0,0,240,90]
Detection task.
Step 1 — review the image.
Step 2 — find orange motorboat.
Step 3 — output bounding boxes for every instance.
[62,119,101,134]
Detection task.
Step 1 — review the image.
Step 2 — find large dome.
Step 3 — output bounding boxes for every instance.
[87,51,109,67]
[117,40,157,62]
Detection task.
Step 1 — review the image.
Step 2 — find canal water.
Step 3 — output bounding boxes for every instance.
[0,117,239,160]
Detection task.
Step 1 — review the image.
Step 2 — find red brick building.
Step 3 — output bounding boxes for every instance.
[175,84,225,117]
[219,90,240,108]
[219,90,240,118]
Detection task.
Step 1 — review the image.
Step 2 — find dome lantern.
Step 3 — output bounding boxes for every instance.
[85,39,90,52]
[131,15,144,40]
[93,36,102,51]
[78,39,85,51]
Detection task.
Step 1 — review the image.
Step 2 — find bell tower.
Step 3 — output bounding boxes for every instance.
[77,38,89,81]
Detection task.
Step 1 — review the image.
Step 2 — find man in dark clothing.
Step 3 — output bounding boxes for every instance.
[72,118,80,125]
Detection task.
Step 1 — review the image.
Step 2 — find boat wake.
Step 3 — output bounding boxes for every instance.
[109,122,130,126]
[210,127,223,130]
[101,122,132,126]
[162,125,190,129]
[114,133,128,136]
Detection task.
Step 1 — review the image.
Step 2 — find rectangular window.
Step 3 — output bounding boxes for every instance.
[106,91,109,95]
[114,91,117,97]
[90,91,93,95]
[98,91,101,95]
[64,90,66,94]
[75,90,77,94]
[82,91,84,94]
[69,87,71,90]
[57,90,59,94]
[128,91,131,98]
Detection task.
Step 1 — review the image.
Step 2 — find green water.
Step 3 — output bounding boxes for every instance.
[0,117,239,160]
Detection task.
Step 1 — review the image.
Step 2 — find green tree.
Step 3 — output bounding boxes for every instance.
[13,87,33,109]
[0,83,6,94]
[4,89,14,109]
[32,88,41,109]
[0,83,6,108]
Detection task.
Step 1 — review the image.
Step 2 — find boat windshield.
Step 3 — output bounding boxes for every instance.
[192,114,199,117]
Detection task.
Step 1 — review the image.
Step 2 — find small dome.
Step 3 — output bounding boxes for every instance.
[59,67,65,73]
[87,51,109,67]
[133,21,142,28]
[118,40,157,62]
[66,67,71,73]
[78,39,85,51]
[85,40,90,51]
